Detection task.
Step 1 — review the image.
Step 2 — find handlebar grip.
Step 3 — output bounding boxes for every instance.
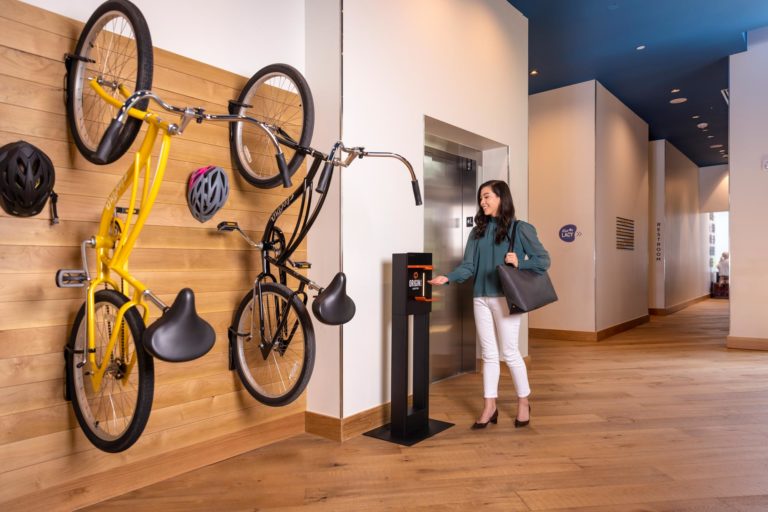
[276,153,292,188]
[411,180,423,206]
[316,161,334,194]
[93,118,124,164]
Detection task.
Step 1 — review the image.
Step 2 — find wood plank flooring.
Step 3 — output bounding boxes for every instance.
[85,299,768,511]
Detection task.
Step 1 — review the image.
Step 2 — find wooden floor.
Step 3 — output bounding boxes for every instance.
[86,299,768,511]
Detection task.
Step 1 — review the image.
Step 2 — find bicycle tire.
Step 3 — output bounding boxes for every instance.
[65,0,153,165]
[66,289,154,452]
[230,64,315,189]
[231,282,315,406]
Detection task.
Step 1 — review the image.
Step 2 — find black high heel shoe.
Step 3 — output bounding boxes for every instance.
[471,409,498,429]
[515,405,531,428]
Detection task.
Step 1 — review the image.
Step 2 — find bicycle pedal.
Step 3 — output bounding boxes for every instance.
[217,221,240,232]
[56,269,88,288]
[292,261,311,269]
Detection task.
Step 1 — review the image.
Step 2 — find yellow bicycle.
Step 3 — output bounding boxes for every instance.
[58,0,313,452]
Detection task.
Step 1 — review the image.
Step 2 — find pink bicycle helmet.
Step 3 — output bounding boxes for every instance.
[187,165,229,223]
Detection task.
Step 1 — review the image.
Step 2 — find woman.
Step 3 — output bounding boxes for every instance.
[429,180,550,429]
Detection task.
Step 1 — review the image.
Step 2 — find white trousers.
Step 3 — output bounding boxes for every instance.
[473,296,530,399]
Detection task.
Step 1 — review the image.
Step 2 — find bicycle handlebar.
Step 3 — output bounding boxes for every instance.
[334,146,422,206]
[93,118,124,164]
[90,80,421,203]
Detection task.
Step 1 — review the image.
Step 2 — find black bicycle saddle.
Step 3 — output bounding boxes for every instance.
[142,288,216,362]
[312,272,356,325]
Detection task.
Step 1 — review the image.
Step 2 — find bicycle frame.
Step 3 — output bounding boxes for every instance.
[77,79,175,392]
[228,142,419,353]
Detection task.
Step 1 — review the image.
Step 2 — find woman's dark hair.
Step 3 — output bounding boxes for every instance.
[473,180,515,244]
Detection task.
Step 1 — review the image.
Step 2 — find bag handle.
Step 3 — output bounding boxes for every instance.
[507,220,519,253]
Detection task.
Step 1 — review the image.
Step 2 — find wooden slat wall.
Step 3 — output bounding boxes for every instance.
[0,1,308,509]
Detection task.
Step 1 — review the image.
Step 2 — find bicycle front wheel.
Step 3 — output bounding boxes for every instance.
[66,289,154,452]
[231,282,315,406]
[66,0,153,164]
[230,64,315,189]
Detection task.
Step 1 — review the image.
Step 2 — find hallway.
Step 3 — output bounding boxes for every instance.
[89,299,768,511]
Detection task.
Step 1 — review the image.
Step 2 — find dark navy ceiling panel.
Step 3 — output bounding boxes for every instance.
[508,0,768,167]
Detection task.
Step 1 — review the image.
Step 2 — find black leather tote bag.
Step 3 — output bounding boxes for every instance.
[496,221,557,313]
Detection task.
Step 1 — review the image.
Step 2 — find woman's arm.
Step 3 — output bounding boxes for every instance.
[517,222,551,273]
[444,232,478,284]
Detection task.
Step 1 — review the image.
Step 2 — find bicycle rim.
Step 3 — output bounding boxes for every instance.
[232,64,314,188]
[68,290,153,452]
[68,0,152,163]
[233,284,315,405]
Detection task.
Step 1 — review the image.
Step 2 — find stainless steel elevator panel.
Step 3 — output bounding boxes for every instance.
[424,146,477,382]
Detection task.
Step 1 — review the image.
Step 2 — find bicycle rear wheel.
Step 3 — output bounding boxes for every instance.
[230,64,314,189]
[66,289,154,452]
[66,0,153,164]
[231,282,315,406]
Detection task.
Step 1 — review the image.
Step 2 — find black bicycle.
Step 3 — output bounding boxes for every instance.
[221,76,423,404]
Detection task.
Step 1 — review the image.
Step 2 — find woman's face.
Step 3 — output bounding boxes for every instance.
[479,186,501,217]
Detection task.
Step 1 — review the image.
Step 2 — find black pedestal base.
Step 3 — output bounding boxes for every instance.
[363,419,454,447]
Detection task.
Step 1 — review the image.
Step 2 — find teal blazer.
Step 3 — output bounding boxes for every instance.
[445,218,550,298]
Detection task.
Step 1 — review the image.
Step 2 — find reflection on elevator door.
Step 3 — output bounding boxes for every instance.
[423,147,477,383]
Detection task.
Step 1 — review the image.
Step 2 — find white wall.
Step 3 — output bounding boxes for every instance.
[340,0,528,416]
[649,141,710,310]
[663,142,709,308]
[529,81,597,332]
[305,0,342,417]
[729,26,768,340]
[699,164,729,212]
[595,82,649,330]
[22,0,305,76]
[648,140,666,309]
[529,81,649,333]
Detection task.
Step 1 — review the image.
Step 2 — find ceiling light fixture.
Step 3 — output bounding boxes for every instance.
[636,45,646,50]
[692,115,701,119]
[530,69,539,76]
[707,135,714,139]
[671,88,681,93]
[670,97,687,104]
[697,122,709,129]
[710,144,724,149]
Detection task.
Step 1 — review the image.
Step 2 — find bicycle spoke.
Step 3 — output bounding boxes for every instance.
[235,284,312,403]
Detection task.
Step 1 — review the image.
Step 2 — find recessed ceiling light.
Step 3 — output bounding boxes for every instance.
[671,88,681,93]
[697,122,709,129]
[636,45,646,51]
[670,97,688,104]
[703,129,709,132]
[707,135,714,139]
[719,149,726,153]
[692,115,701,119]
[710,144,724,149]
[530,69,538,76]
[723,154,729,158]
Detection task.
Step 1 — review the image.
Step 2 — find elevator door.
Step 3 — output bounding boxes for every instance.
[424,147,477,382]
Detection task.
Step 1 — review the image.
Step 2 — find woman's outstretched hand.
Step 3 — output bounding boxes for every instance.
[428,275,449,286]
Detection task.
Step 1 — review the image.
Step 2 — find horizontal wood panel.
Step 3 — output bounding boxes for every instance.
[5,414,306,512]
[0,2,314,508]
[0,129,310,197]
[0,400,305,506]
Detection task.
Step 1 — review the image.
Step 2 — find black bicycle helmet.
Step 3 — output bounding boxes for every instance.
[0,141,57,219]
[187,165,229,223]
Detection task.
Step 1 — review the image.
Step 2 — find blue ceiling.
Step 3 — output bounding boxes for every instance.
[507,0,768,167]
